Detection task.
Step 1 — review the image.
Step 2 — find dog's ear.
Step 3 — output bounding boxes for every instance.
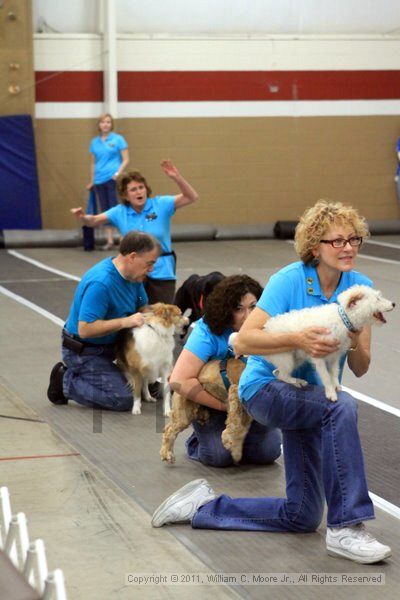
[156,303,175,322]
[150,302,163,313]
[141,304,154,314]
[171,305,182,317]
[346,292,364,309]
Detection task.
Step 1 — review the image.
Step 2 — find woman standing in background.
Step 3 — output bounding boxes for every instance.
[88,113,129,250]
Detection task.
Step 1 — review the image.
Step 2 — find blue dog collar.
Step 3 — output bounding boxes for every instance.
[337,304,357,333]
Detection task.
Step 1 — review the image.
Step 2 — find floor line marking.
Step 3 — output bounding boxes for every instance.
[0,285,64,328]
[0,414,45,423]
[366,240,400,249]
[7,249,82,281]
[0,452,80,462]
[357,254,400,265]
[0,277,70,284]
[342,385,400,418]
[369,492,400,520]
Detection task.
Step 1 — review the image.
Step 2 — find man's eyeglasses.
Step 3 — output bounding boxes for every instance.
[320,236,363,248]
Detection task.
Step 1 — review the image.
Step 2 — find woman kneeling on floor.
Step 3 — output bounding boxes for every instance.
[151,200,392,566]
[169,274,282,467]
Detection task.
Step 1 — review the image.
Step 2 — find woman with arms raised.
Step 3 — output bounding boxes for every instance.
[73,160,198,303]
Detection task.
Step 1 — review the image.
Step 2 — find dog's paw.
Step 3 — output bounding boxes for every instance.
[221,430,232,450]
[222,431,242,462]
[223,434,242,463]
[163,407,171,418]
[160,450,175,464]
[144,395,157,403]
[296,378,308,388]
[132,403,142,415]
[230,449,243,463]
[335,384,342,392]
[326,391,338,402]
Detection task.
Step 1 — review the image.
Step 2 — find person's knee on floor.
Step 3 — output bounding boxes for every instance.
[74,385,132,411]
[285,503,324,533]
[199,449,233,468]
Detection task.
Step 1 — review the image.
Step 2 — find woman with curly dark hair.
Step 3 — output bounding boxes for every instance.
[169,274,282,467]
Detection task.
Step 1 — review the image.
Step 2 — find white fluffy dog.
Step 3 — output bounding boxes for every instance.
[233,285,394,402]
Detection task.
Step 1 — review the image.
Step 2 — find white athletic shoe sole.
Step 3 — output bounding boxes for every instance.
[151,478,215,528]
[327,545,392,564]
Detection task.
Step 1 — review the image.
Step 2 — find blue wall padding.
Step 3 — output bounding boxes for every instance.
[0,114,42,229]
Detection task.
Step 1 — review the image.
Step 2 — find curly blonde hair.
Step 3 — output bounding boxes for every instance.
[294,200,369,264]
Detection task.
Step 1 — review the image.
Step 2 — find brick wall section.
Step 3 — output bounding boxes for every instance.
[35,115,400,229]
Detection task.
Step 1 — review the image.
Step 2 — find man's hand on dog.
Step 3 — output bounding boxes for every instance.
[299,327,340,358]
[123,313,146,329]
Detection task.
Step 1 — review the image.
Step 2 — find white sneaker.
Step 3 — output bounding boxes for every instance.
[326,523,392,564]
[151,479,216,527]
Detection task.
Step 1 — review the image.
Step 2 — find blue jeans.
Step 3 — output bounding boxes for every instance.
[62,346,132,411]
[192,381,374,531]
[186,411,282,467]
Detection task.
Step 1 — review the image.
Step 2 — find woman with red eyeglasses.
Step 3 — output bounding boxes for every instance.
[152,200,392,566]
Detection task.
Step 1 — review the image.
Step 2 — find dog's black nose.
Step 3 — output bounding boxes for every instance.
[392,302,396,308]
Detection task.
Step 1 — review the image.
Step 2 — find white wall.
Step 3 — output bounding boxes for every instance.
[33,0,400,35]
[34,34,400,72]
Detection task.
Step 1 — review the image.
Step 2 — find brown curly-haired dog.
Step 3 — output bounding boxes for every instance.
[160,358,252,464]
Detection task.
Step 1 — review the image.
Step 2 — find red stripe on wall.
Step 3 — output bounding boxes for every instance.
[35,71,103,101]
[119,71,400,101]
[35,70,400,102]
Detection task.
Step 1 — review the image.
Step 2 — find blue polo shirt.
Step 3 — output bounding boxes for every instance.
[185,318,234,362]
[90,132,128,184]
[238,261,372,402]
[105,196,176,280]
[65,258,147,345]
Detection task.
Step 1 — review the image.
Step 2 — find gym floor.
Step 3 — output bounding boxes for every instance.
[1,236,399,599]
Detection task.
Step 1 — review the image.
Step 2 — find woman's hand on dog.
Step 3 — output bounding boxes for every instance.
[298,327,340,358]
[347,330,361,350]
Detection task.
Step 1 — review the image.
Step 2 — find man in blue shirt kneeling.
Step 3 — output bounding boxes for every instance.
[47,231,160,410]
